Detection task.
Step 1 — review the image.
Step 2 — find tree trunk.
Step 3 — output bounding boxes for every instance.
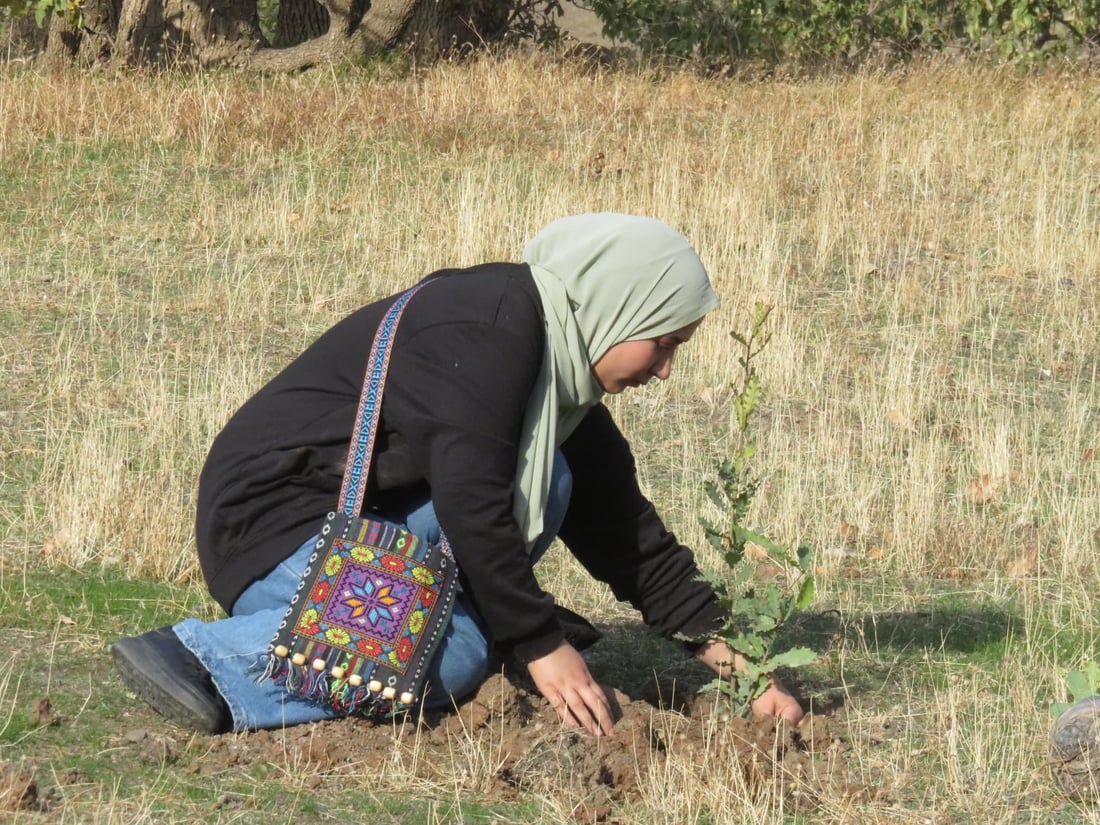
[80,0,122,62]
[10,0,511,69]
[34,0,118,66]
[249,0,506,70]
[40,12,79,66]
[5,7,50,60]
[275,0,329,47]
[115,0,263,65]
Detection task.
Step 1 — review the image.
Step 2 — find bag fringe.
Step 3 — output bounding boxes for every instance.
[257,647,400,716]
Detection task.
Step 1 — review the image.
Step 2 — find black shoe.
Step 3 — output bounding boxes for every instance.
[111,627,230,734]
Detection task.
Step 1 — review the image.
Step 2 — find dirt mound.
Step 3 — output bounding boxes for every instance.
[0,761,40,813]
[183,673,867,817]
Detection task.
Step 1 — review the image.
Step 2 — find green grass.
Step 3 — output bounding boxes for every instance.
[3,552,1097,821]
[0,566,553,822]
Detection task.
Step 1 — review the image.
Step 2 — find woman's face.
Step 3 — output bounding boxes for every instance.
[592,319,703,394]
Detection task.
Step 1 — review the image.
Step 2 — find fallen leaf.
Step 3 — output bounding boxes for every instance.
[754,563,786,584]
[964,474,997,505]
[887,408,911,429]
[925,245,977,266]
[744,542,769,561]
[29,697,59,727]
[1006,545,1038,578]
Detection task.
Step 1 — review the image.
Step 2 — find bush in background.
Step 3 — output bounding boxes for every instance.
[581,0,1100,66]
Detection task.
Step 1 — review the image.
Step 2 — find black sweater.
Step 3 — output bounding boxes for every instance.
[196,263,723,662]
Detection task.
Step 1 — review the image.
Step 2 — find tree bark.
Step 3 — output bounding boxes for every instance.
[40,11,81,65]
[9,0,511,69]
[4,9,49,60]
[275,0,329,47]
[81,0,122,62]
[115,0,263,65]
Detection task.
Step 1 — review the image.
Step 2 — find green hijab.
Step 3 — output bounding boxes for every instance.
[516,213,720,547]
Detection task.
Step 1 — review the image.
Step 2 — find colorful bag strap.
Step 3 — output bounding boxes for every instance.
[337,281,430,518]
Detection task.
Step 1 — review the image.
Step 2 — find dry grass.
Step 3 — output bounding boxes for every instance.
[2,54,1098,823]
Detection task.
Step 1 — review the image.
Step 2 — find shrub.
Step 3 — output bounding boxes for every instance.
[581,0,1100,66]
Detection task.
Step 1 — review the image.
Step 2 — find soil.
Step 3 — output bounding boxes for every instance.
[0,762,40,814]
[5,672,871,818]
[235,675,856,815]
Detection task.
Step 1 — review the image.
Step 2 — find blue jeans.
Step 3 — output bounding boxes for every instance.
[175,451,572,732]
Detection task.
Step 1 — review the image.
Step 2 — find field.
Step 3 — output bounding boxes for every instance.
[1,52,1099,823]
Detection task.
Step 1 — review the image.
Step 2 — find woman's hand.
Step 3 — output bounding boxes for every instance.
[750,676,803,723]
[695,639,805,725]
[526,642,615,736]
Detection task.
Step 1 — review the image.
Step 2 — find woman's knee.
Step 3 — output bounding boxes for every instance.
[424,600,490,707]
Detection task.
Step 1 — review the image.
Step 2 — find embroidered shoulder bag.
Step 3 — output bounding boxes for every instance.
[260,281,458,718]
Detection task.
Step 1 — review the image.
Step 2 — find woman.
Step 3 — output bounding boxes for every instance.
[112,213,803,735]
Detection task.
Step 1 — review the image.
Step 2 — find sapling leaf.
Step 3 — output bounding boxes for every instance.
[729,635,766,659]
[730,562,754,589]
[704,481,725,511]
[764,647,817,670]
[1067,669,1093,703]
[732,597,765,617]
[695,569,724,590]
[734,373,762,432]
[705,532,726,555]
[797,543,813,572]
[762,586,781,618]
[796,576,816,609]
[1084,662,1100,691]
[732,525,797,565]
[751,614,778,633]
[698,677,728,695]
